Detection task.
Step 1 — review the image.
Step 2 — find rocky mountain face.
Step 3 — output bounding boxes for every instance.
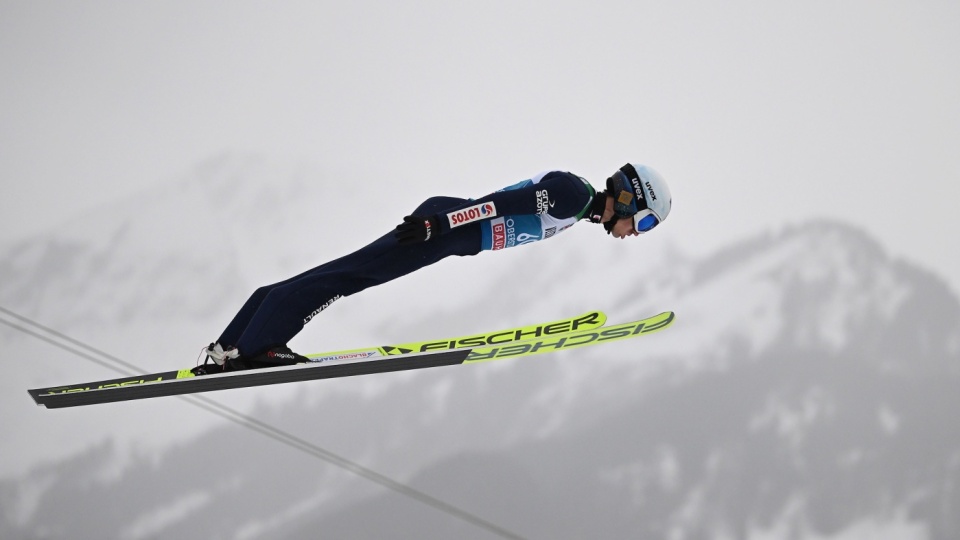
[1,156,957,539]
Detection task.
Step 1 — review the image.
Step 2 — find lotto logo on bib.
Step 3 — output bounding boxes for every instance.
[491,218,506,250]
[447,202,497,228]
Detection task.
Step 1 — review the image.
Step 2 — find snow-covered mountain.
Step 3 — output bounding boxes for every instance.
[1,155,958,539]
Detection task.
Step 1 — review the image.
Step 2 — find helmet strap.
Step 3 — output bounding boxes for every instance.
[587,189,631,234]
[587,190,609,224]
[603,218,618,235]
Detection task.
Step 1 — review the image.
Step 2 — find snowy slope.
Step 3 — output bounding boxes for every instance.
[1,154,958,539]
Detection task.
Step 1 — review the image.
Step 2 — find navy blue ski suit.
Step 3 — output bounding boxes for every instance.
[217,171,597,358]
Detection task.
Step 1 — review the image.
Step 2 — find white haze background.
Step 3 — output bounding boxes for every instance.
[2,0,959,293]
[2,1,959,539]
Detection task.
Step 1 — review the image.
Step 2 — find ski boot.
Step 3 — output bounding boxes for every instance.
[225,346,310,371]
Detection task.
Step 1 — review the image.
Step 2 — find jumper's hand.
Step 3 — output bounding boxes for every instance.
[394,215,439,245]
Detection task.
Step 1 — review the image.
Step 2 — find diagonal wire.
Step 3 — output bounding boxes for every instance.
[0,305,526,540]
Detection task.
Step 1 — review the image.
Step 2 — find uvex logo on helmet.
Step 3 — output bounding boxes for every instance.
[630,163,671,223]
[644,181,658,202]
[629,177,644,205]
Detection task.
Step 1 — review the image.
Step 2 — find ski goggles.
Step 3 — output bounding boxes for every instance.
[632,209,660,233]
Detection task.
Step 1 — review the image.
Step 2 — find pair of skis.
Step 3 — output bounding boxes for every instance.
[28,310,674,409]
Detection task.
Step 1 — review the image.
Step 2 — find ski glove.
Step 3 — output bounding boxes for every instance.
[395,215,440,245]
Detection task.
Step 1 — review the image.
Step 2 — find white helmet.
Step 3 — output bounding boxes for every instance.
[606,163,672,233]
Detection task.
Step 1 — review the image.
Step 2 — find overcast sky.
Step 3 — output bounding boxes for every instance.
[2,0,958,293]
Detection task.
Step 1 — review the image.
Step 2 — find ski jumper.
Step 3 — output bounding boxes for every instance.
[217,171,596,358]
